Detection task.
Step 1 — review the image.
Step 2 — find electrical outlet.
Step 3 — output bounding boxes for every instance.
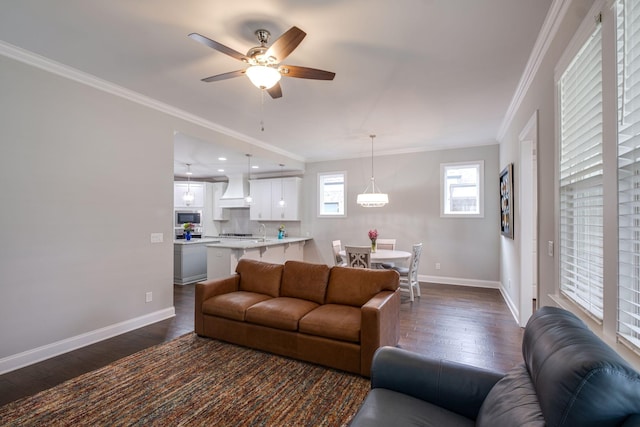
[150,233,163,243]
[435,262,441,270]
[145,292,153,303]
[508,279,512,289]
[548,241,554,257]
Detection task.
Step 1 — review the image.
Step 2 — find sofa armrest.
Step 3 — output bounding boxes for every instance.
[194,275,239,335]
[360,290,400,376]
[371,346,505,420]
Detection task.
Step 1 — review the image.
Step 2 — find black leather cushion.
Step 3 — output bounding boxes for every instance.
[523,306,640,427]
[349,388,474,427]
[476,363,544,427]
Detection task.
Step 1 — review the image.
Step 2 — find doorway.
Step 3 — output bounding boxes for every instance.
[518,111,538,326]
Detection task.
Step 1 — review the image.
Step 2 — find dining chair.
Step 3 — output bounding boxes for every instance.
[395,243,423,301]
[375,238,397,269]
[332,239,347,266]
[345,245,372,269]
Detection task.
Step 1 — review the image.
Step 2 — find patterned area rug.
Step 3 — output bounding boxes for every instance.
[0,334,370,426]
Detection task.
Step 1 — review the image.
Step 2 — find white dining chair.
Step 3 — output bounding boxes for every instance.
[332,239,347,266]
[345,245,371,269]
[375,238,397,269]
[395,243,423,301]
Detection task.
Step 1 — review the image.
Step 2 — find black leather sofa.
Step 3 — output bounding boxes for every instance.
[350,306,640,426]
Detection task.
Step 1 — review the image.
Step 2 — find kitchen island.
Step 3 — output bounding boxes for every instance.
[174,237,222,285]
[206,237,312,280]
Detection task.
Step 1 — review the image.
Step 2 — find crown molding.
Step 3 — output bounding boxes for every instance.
[0,40,305,163]
[496,0,572,142]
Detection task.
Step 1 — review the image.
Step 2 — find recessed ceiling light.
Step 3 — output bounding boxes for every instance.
[252,165,259,169]
[218,169,224,172]
[218,157,227,161]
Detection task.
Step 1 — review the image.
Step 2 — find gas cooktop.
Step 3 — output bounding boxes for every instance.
[217,233,255,239]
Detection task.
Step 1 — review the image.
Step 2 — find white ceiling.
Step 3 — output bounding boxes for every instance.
[0,0,552,178]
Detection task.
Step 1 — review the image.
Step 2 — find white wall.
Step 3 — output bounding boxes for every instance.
[0,51,302,371]
[302,144,500,285]
[498,0,594,313]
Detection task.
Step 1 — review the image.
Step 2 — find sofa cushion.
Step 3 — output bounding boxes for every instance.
[476,364,544,427]
[245,297,319,331]
[350,388,474,427]
[523,306,640,427]
[236,259,283,297]
[280,260,331,304]
[299,304,361,343]
[202,291,272,321]
[326,266,399,307]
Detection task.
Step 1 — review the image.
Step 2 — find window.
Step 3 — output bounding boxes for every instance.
[617,0,640,350]
[318,172,346,217]
[440,161,484,217]
[557,17,604,320]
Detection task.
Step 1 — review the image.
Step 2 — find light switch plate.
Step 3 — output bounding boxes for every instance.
[150,233,163,243]
[548,241,554,257]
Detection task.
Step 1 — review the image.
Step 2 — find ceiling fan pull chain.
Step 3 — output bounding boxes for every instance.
[260,89,265,131]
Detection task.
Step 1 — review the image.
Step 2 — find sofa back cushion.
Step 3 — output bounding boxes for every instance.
[236,259,282,297]
[281,260,331,304]
[476,364,544,427]
[523,306,640,427]
[326,266,399,307]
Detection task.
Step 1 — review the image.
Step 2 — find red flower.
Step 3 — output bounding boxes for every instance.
[368,229,378,240]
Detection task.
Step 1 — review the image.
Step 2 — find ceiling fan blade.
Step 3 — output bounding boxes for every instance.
[279,65,335,80]
[201,69,246,82]
[267,83,283,99]
[265,26,306,62]
[188,33,249,62]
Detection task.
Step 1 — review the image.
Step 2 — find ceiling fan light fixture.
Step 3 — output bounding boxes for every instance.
[246,65,281,89]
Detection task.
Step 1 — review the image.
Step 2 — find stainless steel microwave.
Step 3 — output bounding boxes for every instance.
[175,210,202,226]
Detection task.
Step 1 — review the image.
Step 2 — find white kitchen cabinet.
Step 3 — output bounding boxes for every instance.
[249,179,272,221]
[174,181,204,208]
[249,177,301,221]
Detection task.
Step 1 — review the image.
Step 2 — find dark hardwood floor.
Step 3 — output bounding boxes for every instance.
[0,282,523,407]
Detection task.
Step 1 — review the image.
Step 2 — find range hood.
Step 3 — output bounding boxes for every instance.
[218,173,250,208]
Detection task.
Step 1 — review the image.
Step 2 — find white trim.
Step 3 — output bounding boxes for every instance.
[500,283,521,325]
[497,0,572,142]
[0,307,175,375]
[0,40,304,163]
[421,274,499,289]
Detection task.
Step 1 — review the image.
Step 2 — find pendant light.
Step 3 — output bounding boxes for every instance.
[278,164,286,207]
[245,154,253,204]
[357,135,389,207]
[183,163,195,206]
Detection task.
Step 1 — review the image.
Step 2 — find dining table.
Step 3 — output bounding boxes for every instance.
[338,248,412,267]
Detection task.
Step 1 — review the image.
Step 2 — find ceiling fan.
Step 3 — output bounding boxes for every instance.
[188,26,335,99]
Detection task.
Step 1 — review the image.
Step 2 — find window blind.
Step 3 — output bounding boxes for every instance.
[618,0,640,351]
[559,24,604,320]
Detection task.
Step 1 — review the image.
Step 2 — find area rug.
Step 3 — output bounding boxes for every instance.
[0,334,370,426]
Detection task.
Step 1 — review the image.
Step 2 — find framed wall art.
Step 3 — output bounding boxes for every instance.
[499,163,514,239]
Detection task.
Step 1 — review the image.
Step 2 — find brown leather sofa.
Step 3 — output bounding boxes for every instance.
[195,258,400,377]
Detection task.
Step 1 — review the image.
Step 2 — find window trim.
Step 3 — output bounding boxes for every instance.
[440,161,485,218]
[317,171,347,218]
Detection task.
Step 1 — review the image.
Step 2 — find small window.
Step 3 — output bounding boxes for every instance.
[318,172,346,217]
[441,161,484,217]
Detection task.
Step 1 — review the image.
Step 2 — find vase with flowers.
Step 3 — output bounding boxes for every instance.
[368,229,378,252]
[183,222,194,241]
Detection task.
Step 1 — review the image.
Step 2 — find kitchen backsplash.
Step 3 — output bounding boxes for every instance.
[214,208,301,237]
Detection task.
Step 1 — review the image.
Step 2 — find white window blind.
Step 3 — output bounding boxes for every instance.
[617,0,640,351]
[559,23,604,320]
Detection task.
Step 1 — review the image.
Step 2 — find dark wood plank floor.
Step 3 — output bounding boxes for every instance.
[0,282,523,407]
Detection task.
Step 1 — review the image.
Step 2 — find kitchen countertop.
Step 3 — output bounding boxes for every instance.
[174,236,312,249]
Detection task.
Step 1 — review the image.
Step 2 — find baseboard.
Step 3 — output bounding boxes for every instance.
[0,307,176,375]
[499,284,520,325]
[421,274,500,289]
